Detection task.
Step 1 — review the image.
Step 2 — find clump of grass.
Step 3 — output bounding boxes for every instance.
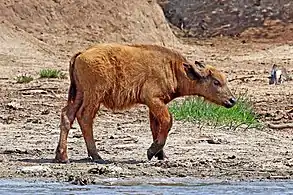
[15,75,34,83]
[169,96,260,129]
[39,69,66,79]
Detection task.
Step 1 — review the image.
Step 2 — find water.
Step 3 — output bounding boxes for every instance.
[1,178,293,195]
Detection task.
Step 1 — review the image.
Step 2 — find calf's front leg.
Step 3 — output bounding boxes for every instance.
[149,111,173,160]
[147,100,172,160]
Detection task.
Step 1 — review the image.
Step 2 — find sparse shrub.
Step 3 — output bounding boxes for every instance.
[16,75,34,83]
[169,95,260,129]
[39,69,66,79]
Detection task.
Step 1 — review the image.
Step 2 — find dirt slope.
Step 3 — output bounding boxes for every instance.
[0,0,178,55]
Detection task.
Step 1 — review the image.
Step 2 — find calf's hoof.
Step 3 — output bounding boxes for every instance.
[147,149,154,160]
[54,152,70,163]
[94,158,107,164]
[155,150,168,160]
[88,154,106,164]
[147,142,164,160]
[54,147,69,164]
[54,158,70,164]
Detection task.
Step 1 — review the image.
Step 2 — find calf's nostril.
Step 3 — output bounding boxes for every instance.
[229,98,237,104]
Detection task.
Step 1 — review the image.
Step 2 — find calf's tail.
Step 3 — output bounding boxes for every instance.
[68,52,82,103]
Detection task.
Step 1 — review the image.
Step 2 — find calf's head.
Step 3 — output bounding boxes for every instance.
[182,61,236,108]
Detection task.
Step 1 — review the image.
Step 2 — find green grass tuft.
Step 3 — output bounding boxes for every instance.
[39,69,66,79]
[16,75,34,83]
[169,96,260,129]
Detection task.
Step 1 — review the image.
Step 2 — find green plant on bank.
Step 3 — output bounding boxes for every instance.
[39,69,66,79]
[15,75,34,83]
[169,95,260,130]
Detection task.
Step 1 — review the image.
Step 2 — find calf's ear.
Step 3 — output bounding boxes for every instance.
[194,60,205,68]
[183,63,203,80]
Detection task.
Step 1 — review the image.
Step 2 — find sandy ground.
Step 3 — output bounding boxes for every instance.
[1,27,293,184]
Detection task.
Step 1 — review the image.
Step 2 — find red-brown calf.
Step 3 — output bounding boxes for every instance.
[55,44,236,163]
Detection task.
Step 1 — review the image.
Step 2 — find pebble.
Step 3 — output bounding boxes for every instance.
[18,166,52,174]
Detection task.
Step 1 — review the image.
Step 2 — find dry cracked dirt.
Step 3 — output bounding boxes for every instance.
[1,35,293,184]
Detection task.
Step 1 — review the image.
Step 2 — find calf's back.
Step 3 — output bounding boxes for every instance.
[73,44,187,110]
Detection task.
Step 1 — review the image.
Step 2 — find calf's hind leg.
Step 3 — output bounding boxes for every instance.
[147,99,172,160]
[55,91,83,163]
[76,97,104,163]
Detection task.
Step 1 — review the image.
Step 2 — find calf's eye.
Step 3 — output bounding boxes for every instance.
[213,80,220,86]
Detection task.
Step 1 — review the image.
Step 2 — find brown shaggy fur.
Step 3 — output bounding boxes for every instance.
[55,43,236,163]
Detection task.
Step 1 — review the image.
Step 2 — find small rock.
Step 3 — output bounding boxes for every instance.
[25,126,33,130]
[0,116,14,124]
[73,134,83,138]
[108,165,123,174]
[0,155,8,162]
[26,118,41,124]
[7,102,23,110]
[41,109,50,115]
[3,149,28,154]
[267,175,290,180]
[186,140,195,144]
[273,115,283,121]
[285,159,293,167]
[264,112,273,117]
[53,0,61,4]
[227,155,236,159]
[68,176,90,186]
[18,166,52,174]
[206,138,221,144]
[88,166,109,175]
[88,165,124,175]
[178,173,187,177]
[67,175,75,182]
